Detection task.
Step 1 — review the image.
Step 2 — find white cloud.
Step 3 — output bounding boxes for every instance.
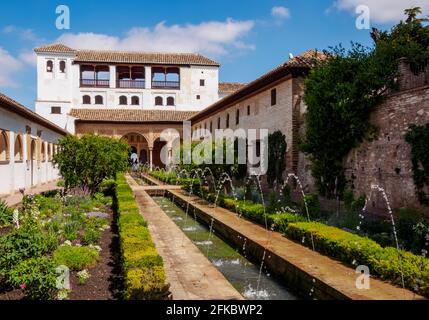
[3,25,43,42]
[56,19,255,57]
[0,48,23,88]
[334,0,429,24]
[19,50,37,66]
[271,6,291,19]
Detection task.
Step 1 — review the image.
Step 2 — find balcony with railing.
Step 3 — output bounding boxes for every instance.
[116,79,146,89]
[151,80,180,89]
[80,79,110,88]
[80,65,110,88]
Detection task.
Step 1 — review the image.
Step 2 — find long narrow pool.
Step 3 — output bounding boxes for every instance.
[152,196,298,300]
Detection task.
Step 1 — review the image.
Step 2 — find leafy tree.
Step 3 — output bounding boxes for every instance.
[176,138,247,183]
[53,134,130,193]
[301,7,429,199]
[267,131,287,187]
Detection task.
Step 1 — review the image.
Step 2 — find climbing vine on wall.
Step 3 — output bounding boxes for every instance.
[405,124,429,205]
[300,7,429,199]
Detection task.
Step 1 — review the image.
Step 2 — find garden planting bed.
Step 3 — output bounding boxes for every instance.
[0,190,123,300]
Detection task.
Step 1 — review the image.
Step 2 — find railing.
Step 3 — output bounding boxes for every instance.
[80,79,110,88]
[151,81,180,89]
[116,79,146,89]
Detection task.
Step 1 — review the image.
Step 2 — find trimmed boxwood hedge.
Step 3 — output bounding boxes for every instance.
[149,170,429,297]
[285,222,429,296]
[116,173,169,300]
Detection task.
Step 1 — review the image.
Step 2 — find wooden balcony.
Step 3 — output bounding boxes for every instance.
[80,79,110,88]
[116,79,146,89]
[151,81,180,89]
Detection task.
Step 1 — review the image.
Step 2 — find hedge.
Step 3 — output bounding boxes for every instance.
[116,173,169,300]
[149,170,429,297]
[285,222,429,296]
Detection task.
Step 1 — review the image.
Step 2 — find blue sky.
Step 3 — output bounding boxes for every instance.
[0,0,427,109]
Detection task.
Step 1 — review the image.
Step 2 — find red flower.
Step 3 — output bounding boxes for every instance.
[19,283,26,290]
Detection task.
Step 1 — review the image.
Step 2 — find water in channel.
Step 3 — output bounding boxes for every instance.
[152,196,298,300]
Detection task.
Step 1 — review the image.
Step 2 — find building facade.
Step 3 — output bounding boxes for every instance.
[34,44,220,133]
[190,50,322,188]
[0,93,67,196]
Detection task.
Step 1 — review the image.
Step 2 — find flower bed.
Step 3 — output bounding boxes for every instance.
[115,173,169,300]
[0,190,117,300]
[149,170,429,297]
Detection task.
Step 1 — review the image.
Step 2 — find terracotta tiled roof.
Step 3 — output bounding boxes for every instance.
[0,93,68,135]
[190,49,326,122]
[34,43,76,54]
[70,108,198,122]
[34,43,219,66]
[219,82,247,93]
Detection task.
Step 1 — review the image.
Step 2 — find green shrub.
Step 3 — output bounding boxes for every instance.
[396,208,427,252]
[0,221,47,275]
[100,179,117,196]
[300,193,320,219]
[82,226,101,245]
[116,173,169,300]
[63,221,79,241]
[0,200,12,226]
[7,257,57,300]
[285,221,429,296]
[53,245,99,271]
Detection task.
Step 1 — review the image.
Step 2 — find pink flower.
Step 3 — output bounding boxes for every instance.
[19,283,26,290]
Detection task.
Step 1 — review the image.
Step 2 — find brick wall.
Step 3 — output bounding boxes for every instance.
[345,77,429,215]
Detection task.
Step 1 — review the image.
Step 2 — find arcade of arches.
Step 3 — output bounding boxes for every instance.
[74,122,182,169]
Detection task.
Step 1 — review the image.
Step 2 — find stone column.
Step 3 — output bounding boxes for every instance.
[145,66,152,90]
[149,147,153,171]
[109,65,116,89]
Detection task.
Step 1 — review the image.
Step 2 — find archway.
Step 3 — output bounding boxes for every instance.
[152,138,167,169]
[122,133,149,165]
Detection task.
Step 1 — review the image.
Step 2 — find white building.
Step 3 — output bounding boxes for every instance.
[0,93,67,196]
[34,44,221,133]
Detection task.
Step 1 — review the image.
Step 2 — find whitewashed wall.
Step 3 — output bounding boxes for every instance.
[0,107,64,195]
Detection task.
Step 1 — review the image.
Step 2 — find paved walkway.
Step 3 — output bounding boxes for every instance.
[142,173,425,300]
[126,174,243,300]
[1,181,60,207]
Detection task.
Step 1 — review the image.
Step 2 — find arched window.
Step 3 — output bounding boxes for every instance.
[155,96,163,106]
[82,95,91,105]
[166,97,175,106]
[41,142,46,162]
[0,131,9,162]
[95,95,103,105]
[46,60,53,73]
[59,61,66,73]
[131,96,140,105]
[119,96,128,105]
[14,135,23,162]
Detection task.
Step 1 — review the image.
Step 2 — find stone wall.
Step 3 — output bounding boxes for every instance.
[345,79,429,215]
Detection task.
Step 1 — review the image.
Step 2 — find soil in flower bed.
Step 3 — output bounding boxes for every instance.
[68,209,123,300]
